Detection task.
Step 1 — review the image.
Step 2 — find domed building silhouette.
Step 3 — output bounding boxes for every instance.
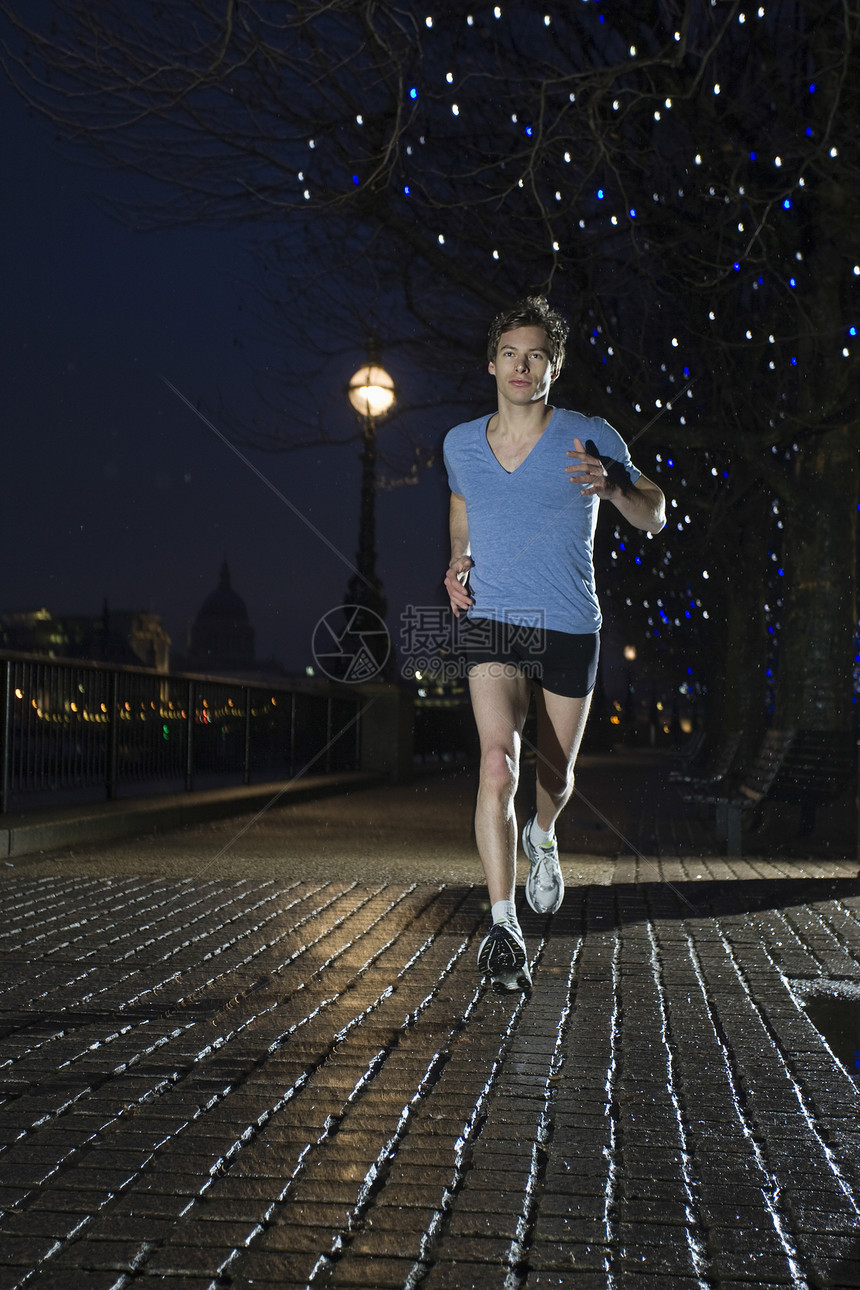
[188,558,255,673]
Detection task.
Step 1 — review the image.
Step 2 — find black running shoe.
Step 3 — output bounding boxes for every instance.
[491,961,533,994]
[476,918,527,976]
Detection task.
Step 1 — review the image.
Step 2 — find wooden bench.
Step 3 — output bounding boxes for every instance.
[766,729,856,835]
[706,729,796,856]
[674,728,744,795]
[704,728,855,856]
[667,728,706,778]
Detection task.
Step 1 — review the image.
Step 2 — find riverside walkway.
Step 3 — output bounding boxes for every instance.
[0,752,858,1289]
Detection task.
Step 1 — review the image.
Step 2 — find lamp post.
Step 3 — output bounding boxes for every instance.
[344,355,396,671]
[623,643,638,736]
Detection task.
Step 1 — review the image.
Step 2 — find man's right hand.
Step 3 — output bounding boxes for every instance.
[445,556,474,617]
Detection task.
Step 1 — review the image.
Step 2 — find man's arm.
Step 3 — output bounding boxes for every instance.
[610,475,666,533]
[566,437,666,533]
[444,491,475,616]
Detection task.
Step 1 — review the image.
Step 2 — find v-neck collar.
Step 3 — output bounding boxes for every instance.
[483,408,555,475]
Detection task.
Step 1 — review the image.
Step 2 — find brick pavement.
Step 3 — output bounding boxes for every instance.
[0,774,859,1288]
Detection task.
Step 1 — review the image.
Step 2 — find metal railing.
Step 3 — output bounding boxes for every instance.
[0,652,366,812]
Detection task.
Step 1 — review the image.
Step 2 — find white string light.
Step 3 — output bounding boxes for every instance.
[370,3,848,679]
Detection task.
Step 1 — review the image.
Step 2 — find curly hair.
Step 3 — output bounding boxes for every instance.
[486,295,569,374]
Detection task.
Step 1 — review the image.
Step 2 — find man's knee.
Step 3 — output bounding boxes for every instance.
[479,744,519,798]
[537,763,574,803]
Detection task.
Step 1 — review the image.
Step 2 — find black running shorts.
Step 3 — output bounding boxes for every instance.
[458,618,599,698]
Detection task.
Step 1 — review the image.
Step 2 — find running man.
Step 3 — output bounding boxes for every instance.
[443,296,666,992]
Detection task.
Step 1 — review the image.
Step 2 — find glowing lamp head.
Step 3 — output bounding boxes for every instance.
[348,364,396,420]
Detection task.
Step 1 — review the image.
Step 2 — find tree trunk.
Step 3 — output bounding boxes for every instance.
[774,424,858,733]
[720,576,770,755]
[704,496,773,759]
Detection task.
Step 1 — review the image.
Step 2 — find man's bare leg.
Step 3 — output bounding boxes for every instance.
[533,687,593,833]
[468,664,532,904]
[522,687,593,916]
[467,664,534,989]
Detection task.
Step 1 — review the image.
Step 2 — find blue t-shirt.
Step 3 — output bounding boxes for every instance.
[443,407,640,634]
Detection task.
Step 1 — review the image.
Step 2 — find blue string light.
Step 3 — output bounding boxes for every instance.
[349,9,856,699]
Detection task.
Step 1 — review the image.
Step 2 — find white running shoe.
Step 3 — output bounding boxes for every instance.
[523,812,564,914]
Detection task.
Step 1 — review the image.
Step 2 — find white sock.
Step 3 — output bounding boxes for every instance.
[530,817,555,847]
[492,899,517,925]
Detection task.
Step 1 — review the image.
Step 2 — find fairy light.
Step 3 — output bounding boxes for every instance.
[281,4,853,708]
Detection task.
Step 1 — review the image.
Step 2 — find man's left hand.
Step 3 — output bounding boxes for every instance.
[565,436,616,497]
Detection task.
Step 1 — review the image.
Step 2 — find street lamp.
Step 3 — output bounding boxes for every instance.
[343,354,396,671]
[347,363,396,421]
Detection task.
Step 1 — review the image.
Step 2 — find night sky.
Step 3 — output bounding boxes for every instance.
[2,77,453,675]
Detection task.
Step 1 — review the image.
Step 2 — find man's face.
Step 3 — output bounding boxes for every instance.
[489,325,556,406]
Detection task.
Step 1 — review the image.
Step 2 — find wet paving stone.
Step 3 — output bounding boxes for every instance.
[0,866,859,1287]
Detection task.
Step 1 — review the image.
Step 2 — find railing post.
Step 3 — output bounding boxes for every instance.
[243,686,251,786]
[289,692,296,778]
[185,679,195,792]
[359,684,414,782]
[106,670,119,800]
[0,659,11,815]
